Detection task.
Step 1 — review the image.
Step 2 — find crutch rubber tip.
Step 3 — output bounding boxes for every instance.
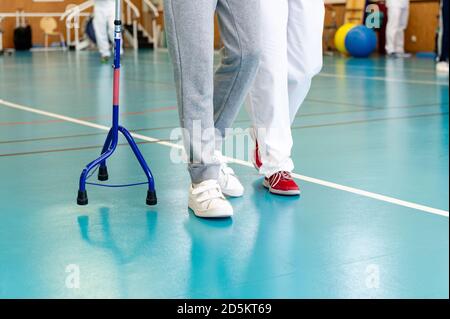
[98,166,109,181]
[146,190,157,206]
[77,190,88,205]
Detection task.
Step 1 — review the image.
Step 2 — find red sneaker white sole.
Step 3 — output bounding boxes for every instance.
[263,178,301,196]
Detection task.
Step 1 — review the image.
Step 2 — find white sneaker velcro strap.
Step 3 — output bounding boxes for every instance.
[192,182,224,202]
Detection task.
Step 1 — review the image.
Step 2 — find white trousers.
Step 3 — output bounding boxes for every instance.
[93,1,116,57]
[246,0,324,177]
[385,6,409,54]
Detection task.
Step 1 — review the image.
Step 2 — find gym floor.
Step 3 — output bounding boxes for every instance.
[0,50,448,298]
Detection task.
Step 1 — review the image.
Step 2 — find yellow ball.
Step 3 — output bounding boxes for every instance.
[334,23,358,54]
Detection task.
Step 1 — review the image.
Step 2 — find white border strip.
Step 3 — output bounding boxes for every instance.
[0,98,448,218]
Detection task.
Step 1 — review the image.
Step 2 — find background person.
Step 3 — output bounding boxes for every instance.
[93,0,122,62]
[385,0,411,58]
[437,0,449,73]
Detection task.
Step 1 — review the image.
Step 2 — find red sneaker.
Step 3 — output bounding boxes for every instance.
[253,140,263,170]
[263,171,301,196]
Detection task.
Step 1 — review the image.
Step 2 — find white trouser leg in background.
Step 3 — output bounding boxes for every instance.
[107,13,124,56]
[93,1,115,57]
[395,7,409,54]
[94,0,123,57]
[386,6,409,54]
[246,0,324,177]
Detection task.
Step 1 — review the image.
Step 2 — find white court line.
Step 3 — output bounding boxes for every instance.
[319,72,450,86]
[0,98,448,218]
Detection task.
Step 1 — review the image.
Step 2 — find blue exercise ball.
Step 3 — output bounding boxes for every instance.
[345,25,377,58]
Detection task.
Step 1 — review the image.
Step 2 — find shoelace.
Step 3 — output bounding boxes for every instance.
[192,181,224,203]
[269,171,293,187]
[280,171,293,180]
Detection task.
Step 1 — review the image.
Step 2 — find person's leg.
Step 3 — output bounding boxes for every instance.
[93,4,111,58]
[395,6,409,54]
[245,0,290,177]
[440,0,449,61]
[437,0,449,72]
[214,0,261,146]
[212,0,261,197]
[287,0,324,122]
[255,0,323,196]
[164,0,237,218]
[106,8,123,55]
[164,0,219,184]
[385,7,401,55]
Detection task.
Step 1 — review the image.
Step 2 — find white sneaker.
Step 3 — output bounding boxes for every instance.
[436,61,449,74]
[188,180,233,218]
[218,163,244,197]
[395,52,412,58]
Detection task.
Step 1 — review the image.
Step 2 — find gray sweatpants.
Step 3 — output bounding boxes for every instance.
[164,0,261,184]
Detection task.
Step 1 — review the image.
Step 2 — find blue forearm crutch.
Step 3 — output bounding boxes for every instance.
[77,0,156,206]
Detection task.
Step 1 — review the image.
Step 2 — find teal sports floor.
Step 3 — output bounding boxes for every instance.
[0,50,448,298]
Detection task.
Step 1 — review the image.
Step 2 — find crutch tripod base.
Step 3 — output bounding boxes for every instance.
[76,0,156,206]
